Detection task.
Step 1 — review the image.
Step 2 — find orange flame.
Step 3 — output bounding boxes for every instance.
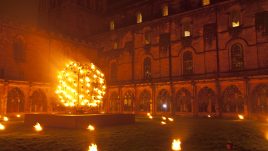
[238,114,244,120]
[162,116,167,120]
[88,144,98,151]
[161,121,166,125]
[172,139,182,151]
[16,114,21,118]
[87,124,95,131]
[34,123,43,132]
[168,117,174,122]
[0,123,5,130]
[3,116,8,122]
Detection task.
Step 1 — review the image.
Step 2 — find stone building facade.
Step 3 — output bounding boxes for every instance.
[90,0,268,118]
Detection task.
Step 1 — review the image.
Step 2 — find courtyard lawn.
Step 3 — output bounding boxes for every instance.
[0,116,268,151]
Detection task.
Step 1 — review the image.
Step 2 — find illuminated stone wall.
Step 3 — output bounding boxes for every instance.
[92,0,268,118]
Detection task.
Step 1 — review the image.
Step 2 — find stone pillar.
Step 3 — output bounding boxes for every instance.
[25,85,32,113]
[170,84,176,115]
[152,84,156,115]
[244,78,250,117]
[133,85,137,114]
[119,87,122,113]
[215,80,222,117]
[192,81,197,117]
[3,82,8,115]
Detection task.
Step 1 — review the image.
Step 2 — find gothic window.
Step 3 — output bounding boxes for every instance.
[230,11,241,28]
[137,12,142,23]
[7,88,25,113]
[255,11,268,34]
[222,85,244,113]
[231,43,244,71]
[110,92,120,112]
[31,89,47,112]
[183,51,193,75]
[198,87,216,113]
[252,84,268,113]
[144,57,151,80]
[144,32,151,45]
[13,35,26,62]
[123,91,134,112]
[110,62,117,82]
[159,33,170,56]
[182,23,191,37]
[202,0,210,6]
[203,23,216,45]
[138,90,151,112]
[157,89,170,112]
[110,20,115,31]
[162,4,168,17]
[176,88,192,112]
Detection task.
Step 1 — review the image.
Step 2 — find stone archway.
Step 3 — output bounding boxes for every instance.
[138,90,151,112]
[251,84,268,113]
[123,90,134,112]
[31,89,47,112]
[109,92,120,112]
[7,88,25,113]
[198,87,216,113]
[222,85,244,113]
[157,89,170,112]
[175,88,192,113]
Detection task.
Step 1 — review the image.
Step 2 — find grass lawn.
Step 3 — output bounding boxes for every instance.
[1,116,268,151]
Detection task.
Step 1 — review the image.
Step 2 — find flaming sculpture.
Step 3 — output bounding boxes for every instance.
[56,62,106,110]
[168,117,174,122]
[172,139,182,151]
[87,124,95,131]
[88,144,98,151]
[162,116,167,120]
[34,123,43,132]
[16,114,21,118]
[161,121,166,125]
[0,123,5,130]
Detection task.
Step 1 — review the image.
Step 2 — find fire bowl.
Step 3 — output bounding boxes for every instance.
[24,113,135,129]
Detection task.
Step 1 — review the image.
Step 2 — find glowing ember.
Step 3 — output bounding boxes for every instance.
[168,118,174,122]
[87,124,95,131]
[16,114,21,118]
[161,121,166,125]
[56,62,106,108]
[34,123,43,132]
[3,116,8,122]
[0,123,5,130]
[238,114,244,120]
[147,113,151,116]
[172,139,182,151]
[162,116,167,120]
[148,115,153,119]
[207,115,211,118]
[88,144,98,151]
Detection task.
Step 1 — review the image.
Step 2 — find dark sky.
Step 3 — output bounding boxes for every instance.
[0,0,39,26]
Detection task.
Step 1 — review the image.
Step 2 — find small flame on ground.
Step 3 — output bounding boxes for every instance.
[148,115,153,119]
[238,114,244,120]
[161,121,166,125]
[147,113,151,116]
[88,143,98,151]
[168,118,174,122]
[87,124,95,131]
[3,116,8,122]
[16,114,21,118]
[0,123,5,130]
[172,139,182,151]
[162,116,167,120]
[207,115,211,118]
[34,123,43,132]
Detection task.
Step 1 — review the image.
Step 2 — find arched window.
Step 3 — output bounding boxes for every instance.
[110,92,120,112]
[230,11,241,28]
[123,91,134,112]
[110,20,115,31]
[157,89,170,112]
[144,57,151,79]
[13,35,26,62]
[137,12,142,23]
[176,88,192,112]
[138,90,151,112]
[231,44,244,70]
[7,88,25,113]
[110,62,117,82]
[202,0,210,6]
[31,89,47,112]
[183,51,193,75]
[252,84,268,113]
[198,87,216,113]
[162,4,168,16]
[222,86,244,113]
